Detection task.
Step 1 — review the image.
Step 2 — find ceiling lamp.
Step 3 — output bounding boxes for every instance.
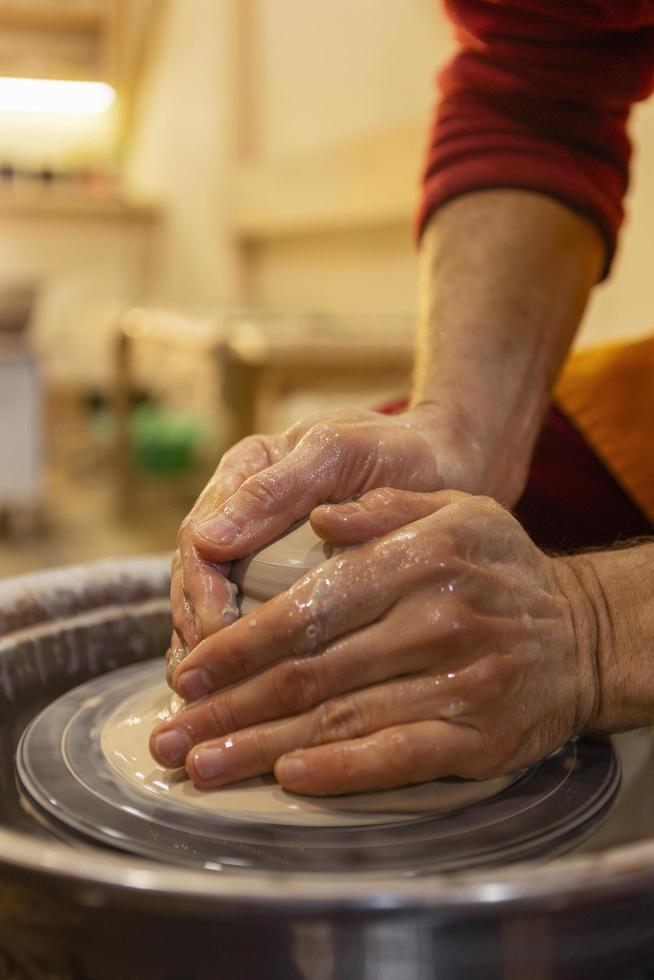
[0,78,115,115]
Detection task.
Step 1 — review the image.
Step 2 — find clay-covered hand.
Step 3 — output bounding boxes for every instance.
[151,490,600,795]
[166,406,485,682]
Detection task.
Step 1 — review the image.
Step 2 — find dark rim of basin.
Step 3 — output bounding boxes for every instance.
[0,555,652,918]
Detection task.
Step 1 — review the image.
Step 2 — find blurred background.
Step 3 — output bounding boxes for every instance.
[2,0,654,578]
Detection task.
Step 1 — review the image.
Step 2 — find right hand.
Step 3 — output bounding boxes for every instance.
[167,405,489,682]
[154,490,598,794]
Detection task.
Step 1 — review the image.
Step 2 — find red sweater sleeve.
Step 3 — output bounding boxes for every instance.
[419,1,654,274]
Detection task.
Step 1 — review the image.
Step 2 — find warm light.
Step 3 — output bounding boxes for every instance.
[0,78,115,115]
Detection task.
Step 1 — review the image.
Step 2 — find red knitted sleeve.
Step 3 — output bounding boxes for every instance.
[419,1,654,275]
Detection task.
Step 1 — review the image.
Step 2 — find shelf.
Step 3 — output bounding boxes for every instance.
[225,335,415,371]
[0,66,109,82]
[0,2,106,33]
[0,184,159,222]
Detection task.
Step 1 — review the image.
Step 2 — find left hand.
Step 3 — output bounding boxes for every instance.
[150,490,599,795]
[166,403,493,683]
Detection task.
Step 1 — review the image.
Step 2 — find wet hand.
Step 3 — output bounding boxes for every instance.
[167,406,479,680]
[152,490,599,795]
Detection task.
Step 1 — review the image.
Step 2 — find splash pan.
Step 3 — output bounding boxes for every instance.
[16,659,619,874]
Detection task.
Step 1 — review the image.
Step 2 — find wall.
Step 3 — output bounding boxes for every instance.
[125,0,239,308]
[125,0,654,346]
[23,212,153,387]
[236,0,448,318]
[124,0,451,317]
[581,99,654,347]
[252,0,447,159]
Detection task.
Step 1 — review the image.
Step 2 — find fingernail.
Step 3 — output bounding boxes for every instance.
[276,754,306,786]
[193,745,225,781]
[153,729,191,768]
[175,667,212,702]
[334,502,362,514]
[195,516,240,546]
[319,502,360,516]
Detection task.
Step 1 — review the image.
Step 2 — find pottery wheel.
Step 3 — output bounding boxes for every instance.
[15,659,620,875]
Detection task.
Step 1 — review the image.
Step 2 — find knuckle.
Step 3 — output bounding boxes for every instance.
[241,433,286,467]
[250,726,274,770]
[306,421,348,454]
[273,658,320,715]
[424,526,460,565]
[239,433,268,453]
[286,410,327,437]
[207,693,238,736]
[220,639,253,686]
[441,528,463,556]
[466,494,512,529]
[221,433,267,465]
[438,596,476,638]
[365,487,403,509]
[315,696,366,743]
[476,494,504,514]
[240,473,279,510]
[307,420,335,442]
[464,653,511,701]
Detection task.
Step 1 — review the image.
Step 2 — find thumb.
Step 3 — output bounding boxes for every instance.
[310,489,468,545]
[191,429,371,560]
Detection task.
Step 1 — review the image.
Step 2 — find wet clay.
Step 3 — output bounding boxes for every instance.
[231,519,332,605]
[102,679,513,828]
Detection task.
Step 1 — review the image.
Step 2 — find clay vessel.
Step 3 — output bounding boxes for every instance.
[232,519,330,610]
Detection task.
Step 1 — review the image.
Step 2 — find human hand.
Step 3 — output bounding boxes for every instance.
[167,405,485,681]
[152,490,599,795]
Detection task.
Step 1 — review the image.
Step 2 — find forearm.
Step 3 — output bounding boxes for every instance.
[412,190,605,505]
[560,542,654,734]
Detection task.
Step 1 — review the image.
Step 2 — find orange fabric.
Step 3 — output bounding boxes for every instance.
[555,335,654,522]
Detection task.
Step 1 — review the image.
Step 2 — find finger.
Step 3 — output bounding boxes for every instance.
[170,550,200,652]
[176,434,287,642]
[174,509,475,701]
[274,722,481,796]
[171,536,409,701]
[158,600,493,746]
[156,624,385,750]
[177,525,239,640]
[162,675,475,786]
[310,489,467,545]
[189,434,288,523]
[191,441,348,561]
[172,552,233,652]
[191,421,434,561]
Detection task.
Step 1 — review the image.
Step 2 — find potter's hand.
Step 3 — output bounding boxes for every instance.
[167,406,486,681]
[152,490,599,795]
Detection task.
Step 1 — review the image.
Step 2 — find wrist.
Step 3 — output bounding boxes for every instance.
[406,400,535,506]
[551,555,603,733]
[556,545,654,734]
